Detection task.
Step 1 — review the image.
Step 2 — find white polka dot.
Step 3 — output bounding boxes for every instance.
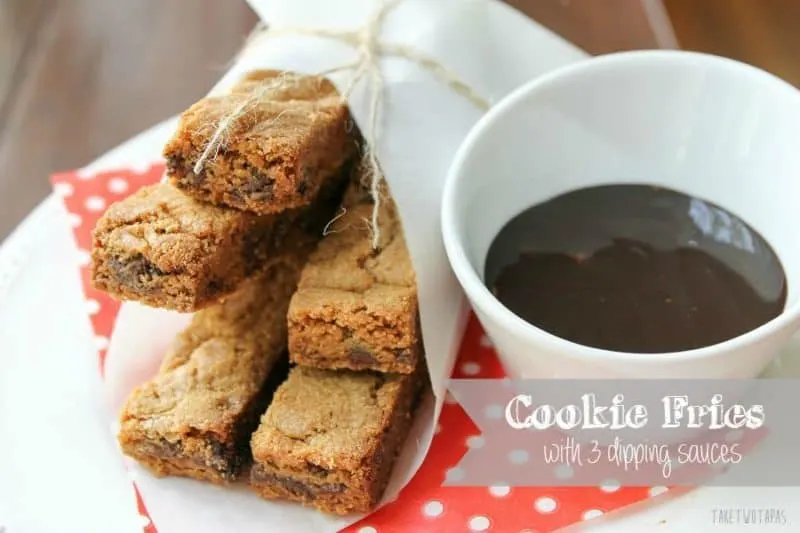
[535,496,558,513]
[358,527,377,533]
[75,167,96,180]
[489,484,510,497]
[86,299,101,316]
[423,500,444,518]
[555,463,574,479]
[85,196,107,212]
[600,479,620,493]
[68,213,82,228]
[76,249,91,266]
[54,182,74,197]
[469,515,491,531]
[725,429,744,442]
[108,177,129,194]
[466,435,485,449]
[95,336,110,351]
[461,362,481,376]
[485,404,504,419]
[138,514,151,528]
[649,486,669,497]
[509,449,529,464]
[583,509,604,521]
[445,467,466,483]
[479,334,493,348]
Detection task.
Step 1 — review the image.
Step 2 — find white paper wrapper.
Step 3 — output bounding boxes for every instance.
[104,1,585,531]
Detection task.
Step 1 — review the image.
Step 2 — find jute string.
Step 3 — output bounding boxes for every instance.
[196,0,490,249]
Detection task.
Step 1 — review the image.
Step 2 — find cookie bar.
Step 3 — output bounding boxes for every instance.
[249,364,425,514]
[91,161,348,312]
[117,256,306,484]
[164,70,354,215]
[288,183,420,374]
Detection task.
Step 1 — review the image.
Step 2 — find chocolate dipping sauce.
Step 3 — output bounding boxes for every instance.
[485,185,787,353]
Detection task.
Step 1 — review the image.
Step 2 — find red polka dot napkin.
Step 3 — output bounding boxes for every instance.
[51,164,668,533]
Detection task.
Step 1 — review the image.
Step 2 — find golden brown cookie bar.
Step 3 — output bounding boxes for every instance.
[249,364,425,514]
[164,70,354,215]
[287,182,420,374]
[91,160,349,312]
[117,256,307,485]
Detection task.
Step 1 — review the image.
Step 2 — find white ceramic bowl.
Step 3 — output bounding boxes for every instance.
[442,50,800,379]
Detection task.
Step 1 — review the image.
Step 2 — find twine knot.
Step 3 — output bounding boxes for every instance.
[197,0,489,249]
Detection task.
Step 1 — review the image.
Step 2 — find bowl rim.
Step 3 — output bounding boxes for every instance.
[441,49,800,363]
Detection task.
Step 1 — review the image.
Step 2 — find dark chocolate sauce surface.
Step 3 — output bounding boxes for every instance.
[485,185,787,353]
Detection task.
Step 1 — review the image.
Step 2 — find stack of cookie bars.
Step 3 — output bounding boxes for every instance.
[90,70,427,515]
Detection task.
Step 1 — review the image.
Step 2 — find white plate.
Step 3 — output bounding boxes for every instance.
[5,122,800,533]
[3,53,800,533]
[0,119,177,533]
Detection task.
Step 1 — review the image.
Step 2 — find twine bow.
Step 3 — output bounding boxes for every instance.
[197,0,490,249]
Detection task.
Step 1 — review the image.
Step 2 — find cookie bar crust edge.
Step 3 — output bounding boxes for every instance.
[92,153,351,312]
[249,366,426,514]
[288,309,421,374]
[90,183,283,312]
[117,249,313,484]
[119,355,288,485]
[164,70,354,215]
[286,182,421,374]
